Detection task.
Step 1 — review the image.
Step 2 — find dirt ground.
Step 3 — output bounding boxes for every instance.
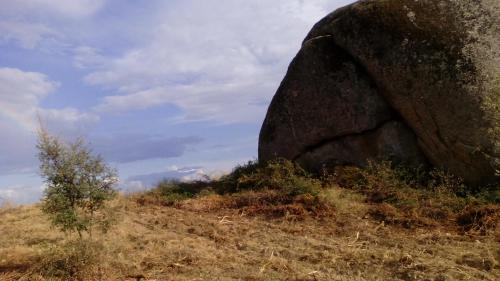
[0,194,499,281]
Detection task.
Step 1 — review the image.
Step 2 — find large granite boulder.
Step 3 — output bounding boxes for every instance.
[259,0,499,186]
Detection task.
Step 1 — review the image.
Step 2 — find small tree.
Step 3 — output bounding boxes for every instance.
[37,129,118,238]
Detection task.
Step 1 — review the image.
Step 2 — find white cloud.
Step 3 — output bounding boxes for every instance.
[0,119,38,174]
[87,0,354,123]
[39,108,100,136]
[73,46,106,69]
[0,0,106,19]
[0,184,45,205]
[0,21,59,49]
[0,0,107,48]
[94,82,271,123]
[0,67,100,175]
[0,67,98,131]
[0,67,58,129]
[93,134,202,163]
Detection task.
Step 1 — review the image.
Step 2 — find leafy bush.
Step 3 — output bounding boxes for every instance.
[145,159,323,201]
[218,159,321,196]
[140,160,326,218]
[477,186,500,204]
[207,159,332,219]
[144,159,321,206]
[139,179,216,206]
[37,129,117,237]
[215,160,261,193]
[155,180,196,205]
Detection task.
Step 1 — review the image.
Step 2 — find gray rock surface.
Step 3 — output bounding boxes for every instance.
[259,0,500,186]
[296,121,427,172]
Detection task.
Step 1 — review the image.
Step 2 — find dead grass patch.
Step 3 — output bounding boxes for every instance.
[180,190,334,220]
[457,205,500,235]
[330,162,499,233]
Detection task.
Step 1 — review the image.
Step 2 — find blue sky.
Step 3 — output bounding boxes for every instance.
[0,0,354,204]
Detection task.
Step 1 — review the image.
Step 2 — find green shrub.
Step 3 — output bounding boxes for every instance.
[37,129,117,238]
[475,185,500,204]
[141,160,325,214]
[215,160,261,193]
[217,159,321,196]
[154,180,196,205]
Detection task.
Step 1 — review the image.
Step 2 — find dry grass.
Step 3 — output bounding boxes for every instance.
[1,160,498,280]
[1,188,499,281]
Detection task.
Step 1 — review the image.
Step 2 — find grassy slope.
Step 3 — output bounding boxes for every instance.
[0,189,499,281]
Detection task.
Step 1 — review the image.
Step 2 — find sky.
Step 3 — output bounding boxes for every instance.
[0,0,354,204]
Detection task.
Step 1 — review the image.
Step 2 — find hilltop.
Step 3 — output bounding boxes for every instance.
[1,161,498,280]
